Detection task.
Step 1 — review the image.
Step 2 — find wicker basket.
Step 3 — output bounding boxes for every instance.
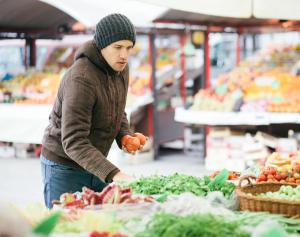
[236,175,300,218]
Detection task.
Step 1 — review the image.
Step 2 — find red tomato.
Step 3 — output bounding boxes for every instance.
[293,165,300,173]
[257,175,267,182]
[269,167,277,175]
[90,231,110,237]
[280,173,287,180]
[275,174,282,181]
[267,174,274,179]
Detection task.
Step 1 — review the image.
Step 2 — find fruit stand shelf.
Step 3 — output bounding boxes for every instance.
[175,107,300,126]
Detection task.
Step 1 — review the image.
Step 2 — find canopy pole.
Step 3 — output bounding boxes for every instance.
[180,34,187,105]
[204,30,210,89]
[25,38,36,68]
[203,29,212,159]
[236,32,241,66]
[148,32,159,159]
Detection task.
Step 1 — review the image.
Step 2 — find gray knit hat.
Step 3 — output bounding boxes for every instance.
[94,13,136,49]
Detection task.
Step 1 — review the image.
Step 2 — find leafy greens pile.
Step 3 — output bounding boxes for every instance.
[129,171,235,199]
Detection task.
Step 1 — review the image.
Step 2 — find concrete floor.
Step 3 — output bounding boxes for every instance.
[0,149,207,207]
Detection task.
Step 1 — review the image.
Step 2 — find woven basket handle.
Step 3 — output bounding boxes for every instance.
[238,175,257,188]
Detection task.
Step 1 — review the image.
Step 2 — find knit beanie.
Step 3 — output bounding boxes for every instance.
[94,13,136,49]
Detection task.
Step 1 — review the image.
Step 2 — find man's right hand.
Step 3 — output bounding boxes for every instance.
[121,133,148,154]
[113,171,134,183]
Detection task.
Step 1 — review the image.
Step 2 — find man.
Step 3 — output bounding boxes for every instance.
[41,13,140,208]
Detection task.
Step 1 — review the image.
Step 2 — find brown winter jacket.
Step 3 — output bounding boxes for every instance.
[42,40,132,182]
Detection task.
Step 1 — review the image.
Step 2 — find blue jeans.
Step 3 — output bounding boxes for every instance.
[40,155,107,209]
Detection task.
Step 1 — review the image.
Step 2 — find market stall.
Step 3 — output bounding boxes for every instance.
[2,1,300,237]
[3,166,300,237]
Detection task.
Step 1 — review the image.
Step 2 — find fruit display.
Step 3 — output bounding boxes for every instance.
[53,184,155,209]
[0,71,61,104]
[128,66,151,96]
[128,36,179,98]
[256,152,300,184]
[190,44,300,112]
[128,41,151,98]
[190,88,243,112]
[265,152,293,167]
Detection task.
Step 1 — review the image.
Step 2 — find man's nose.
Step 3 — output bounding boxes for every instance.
[120,49,128,59]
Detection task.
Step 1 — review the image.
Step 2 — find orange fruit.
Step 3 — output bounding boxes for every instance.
[133,132,147,146]
[124,136,140,153]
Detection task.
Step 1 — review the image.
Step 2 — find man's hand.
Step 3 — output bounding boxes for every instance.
[112,171,134,183]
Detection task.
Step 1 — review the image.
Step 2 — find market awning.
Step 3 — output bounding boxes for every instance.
[136,0,300,30]
[2,0,300,37]
[253,0,300,20]
[136,0,300,20]
[0,0,168,37]
[137,0,253,19]
[154,9,280,28]
[40,0,168,28]
[0,0,77,36]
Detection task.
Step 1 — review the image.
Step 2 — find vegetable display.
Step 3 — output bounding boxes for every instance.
[257,185,300,201]
[54,185,154,209]
[135,211,300,237]
[135,213,249,237]
[128,172,236,199]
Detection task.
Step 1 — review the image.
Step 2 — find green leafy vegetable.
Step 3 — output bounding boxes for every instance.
[33,212,61,236]
[208,169,229,189]
[155,193,168,203]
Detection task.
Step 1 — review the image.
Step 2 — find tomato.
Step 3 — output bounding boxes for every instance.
[288,177,296,183]
[275,174,282,181]
[122,136,140,153]
[121,135,131,146]
[257,175,267,182]
[124,136,140,153]
[228,174,235,180]
[133,132,147,146]
[263,170,270,176]
[280,173,287,180]
[90,231,110,237]
[267,174,274,179]
[293,165,300,173]
[269,167,277,175]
